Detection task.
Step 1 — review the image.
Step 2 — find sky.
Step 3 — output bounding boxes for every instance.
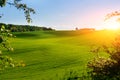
[1,0,120,30]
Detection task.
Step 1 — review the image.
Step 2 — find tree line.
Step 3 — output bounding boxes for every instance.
[0,23,54,32]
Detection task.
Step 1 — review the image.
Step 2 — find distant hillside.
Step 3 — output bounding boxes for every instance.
[0,23,55,32]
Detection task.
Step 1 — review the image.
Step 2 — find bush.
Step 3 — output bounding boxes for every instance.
[87,35,120,80]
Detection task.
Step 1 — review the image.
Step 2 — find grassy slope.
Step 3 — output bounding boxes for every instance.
[0,30,117,80]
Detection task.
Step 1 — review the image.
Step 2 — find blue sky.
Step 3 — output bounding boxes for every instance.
[1,0,120,30]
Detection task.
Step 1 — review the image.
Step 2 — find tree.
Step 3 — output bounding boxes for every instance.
[75,27,78,30]
[0,0,35,70]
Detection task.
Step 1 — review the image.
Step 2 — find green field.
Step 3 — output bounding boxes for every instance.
[0,30,117,80]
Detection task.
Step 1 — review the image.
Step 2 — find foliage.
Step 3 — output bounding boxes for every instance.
[0,23,54,32]
[0,25,13,51]
[61,69,91,80]
[0,0,32,71]
[87,35,120,80]
[0,0,35,23]
[0,55,25,70]
[0,25,25,70]
[105,11,120,21]
[62,70,80,80]
[0,0,6,7]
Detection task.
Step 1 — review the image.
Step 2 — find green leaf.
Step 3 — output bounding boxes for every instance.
[0,0,6,7]
[0,36,3,43]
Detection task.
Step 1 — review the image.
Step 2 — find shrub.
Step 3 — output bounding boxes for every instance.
[87,35,120,80]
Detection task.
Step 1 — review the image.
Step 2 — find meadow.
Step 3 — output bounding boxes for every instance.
[0,30,117,80]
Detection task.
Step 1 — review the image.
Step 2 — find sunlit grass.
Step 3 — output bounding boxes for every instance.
[0,30,118,80]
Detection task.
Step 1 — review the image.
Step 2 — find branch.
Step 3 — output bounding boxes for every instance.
[105,11,120,21]
[0,0,35,23]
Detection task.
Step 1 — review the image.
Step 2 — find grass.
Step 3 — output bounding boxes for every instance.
[0,30,117,80]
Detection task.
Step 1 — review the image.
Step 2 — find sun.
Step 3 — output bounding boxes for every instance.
[103,17,120,30]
